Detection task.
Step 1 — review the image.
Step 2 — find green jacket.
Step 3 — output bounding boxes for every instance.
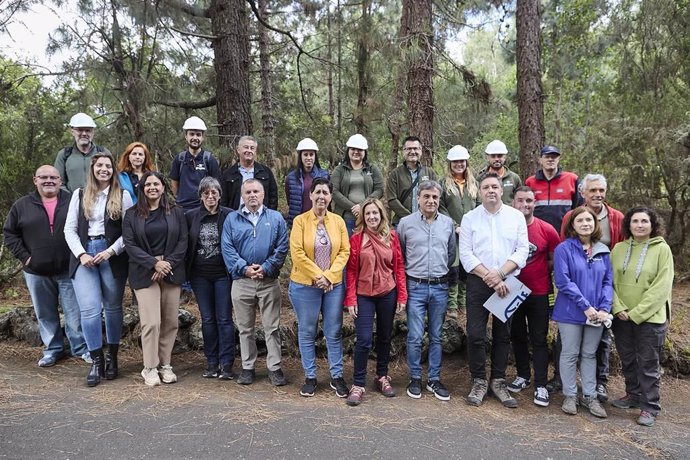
[387,163,437,224]
[331,162,384,218]
[440,179,476,226]
[54,143,112,192]
[610,236,674,324]
[478,166,522,205]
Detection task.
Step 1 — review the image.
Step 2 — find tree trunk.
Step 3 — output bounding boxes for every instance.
[258,0,275,167]
[354,0,370,134]
[209,0,252,153]
[516,0,544,177]
[405,0,434,166]
[387,0,410,173]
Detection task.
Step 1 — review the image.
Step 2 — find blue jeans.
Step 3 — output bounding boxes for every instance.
[406,280,448,381]
[24,271,87,358]
[352,289,397,386]
[288,281,344,379]
[72,239,125,351]
[344,218,356,237]
[191,276,235,367]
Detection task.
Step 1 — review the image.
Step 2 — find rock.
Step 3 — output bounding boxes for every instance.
[11,309,41,346]
[121,306,140,338]
[188,323,204,350]
[441,319,465,354]
[0,311,14,340]
[178,308,196,328]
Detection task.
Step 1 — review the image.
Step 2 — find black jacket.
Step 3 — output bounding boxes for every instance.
[3,190,72,276]
[184,204,233,278]
[220,161,279,210]
[122,206,188,290]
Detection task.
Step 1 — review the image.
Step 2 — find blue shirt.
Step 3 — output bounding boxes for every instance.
[169,150,221,211]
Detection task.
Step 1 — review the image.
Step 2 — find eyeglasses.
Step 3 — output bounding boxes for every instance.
[36,175,60,180]
[403,147,421,152]
[316,226,329,246]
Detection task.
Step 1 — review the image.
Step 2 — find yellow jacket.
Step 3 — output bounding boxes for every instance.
[290,210,350,286]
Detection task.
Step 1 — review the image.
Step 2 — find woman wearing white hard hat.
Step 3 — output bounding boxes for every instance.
[331,134,384,236]
[440,145,478,315]
[285,138,330,227]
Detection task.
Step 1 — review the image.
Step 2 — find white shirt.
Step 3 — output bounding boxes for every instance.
[459,203,529,275]
[241,204,264,227]
[65,186,134,257]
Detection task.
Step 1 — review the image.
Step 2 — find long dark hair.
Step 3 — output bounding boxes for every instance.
[135,171,173,217]
[622,206,664,239]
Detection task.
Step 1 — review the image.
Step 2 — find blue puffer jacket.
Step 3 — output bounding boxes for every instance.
[285,166,329,227]
[552,238,613,325]
[221,207,289,280]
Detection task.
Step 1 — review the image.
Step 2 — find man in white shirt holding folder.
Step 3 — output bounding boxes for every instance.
[460,173,529,408]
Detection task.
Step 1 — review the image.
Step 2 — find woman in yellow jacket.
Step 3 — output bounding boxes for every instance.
[289,178,350,398]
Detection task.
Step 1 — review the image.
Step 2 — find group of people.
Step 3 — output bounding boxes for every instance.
[3,113,673,428]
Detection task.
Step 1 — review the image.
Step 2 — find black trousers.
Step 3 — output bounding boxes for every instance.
[510,294,549,387]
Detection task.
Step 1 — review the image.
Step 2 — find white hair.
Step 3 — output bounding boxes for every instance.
[579,174,608,193]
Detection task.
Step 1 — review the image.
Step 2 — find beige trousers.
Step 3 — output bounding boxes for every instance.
[134,281,180,369]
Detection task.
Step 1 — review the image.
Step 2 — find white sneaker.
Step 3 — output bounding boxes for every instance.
[141,367,161,386]
[534,386,550,407]
[159,364,177,384]
[507,376,530,393]
[81,352,93,364]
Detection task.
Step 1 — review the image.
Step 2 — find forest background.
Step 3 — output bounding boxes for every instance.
[0,0,689,279]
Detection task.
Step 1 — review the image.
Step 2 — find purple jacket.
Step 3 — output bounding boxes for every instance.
[552,238,613,325]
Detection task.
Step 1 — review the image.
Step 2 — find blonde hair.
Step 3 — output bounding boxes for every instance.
[82,153,124,221]
[354,198,391,242]
[443,160,478,199]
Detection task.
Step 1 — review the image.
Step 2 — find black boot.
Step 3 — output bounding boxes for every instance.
[86,349,105,387]
[105,343,119,380]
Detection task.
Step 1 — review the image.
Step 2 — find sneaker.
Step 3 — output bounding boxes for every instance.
[546,376,562,393]
[237,369,255,385]
[330,377,349,398]
[268,368,287,386]
[580,395,608,418]
[375,375,396,397]
[300,378,317,397]
[141,367,161,386]
[612,394,641,409]
[218,365,234,380]
[562,395,578,415]
[596,383,609,402]
[159,364,177,384]
[507,376,531,393]
[346,385,365,406]
[490,378,518,408]
[406,378,423,399]
[467,378,488,406]
[534,386,550,407]
[202,365,220,379]
[637,410,656,427]
[80,352,93,364]
[37,355,57,367]
[426,380,451,401]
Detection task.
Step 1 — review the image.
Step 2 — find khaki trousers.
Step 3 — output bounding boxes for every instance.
[134,281,180,369]
[232,278,282,371]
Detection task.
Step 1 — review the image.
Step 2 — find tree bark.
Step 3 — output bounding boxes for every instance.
[387,0,410,172]
[258,0,275,167]
[354,0,370,134]
[516,0,544,177]
[405,0,434,166]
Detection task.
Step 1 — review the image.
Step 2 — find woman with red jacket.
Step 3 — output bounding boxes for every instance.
[345,198,407,406]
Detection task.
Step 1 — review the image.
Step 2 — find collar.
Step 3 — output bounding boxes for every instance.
[536,167,562,181]
[481,203,504,215]
[239,164,255,173]
[241,204,263,216]
[417,211,439,221]
[406,163,420,174]
[98,186,111,197]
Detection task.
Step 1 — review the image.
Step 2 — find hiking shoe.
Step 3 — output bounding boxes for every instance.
[467,378,488,406]
[507,376,531,393]
[38,355,57,367]
[237,369,255,385]
[330,377,349,398]
[268,368,287,386]
[612,394,641,409]
[580,395,608,418]
[300,378,317,397]
[218,365,234,380]
[546,376,562,393]
[562,395,578,415]
[80,352,93,364]
[490,378,518,408]
[637,410,656,427]
[346,385,365,406]
[534,386,550,407]
[406,378,423,399]
[596,383,609,402]
[375,375,396,397]
[141,367,161,386]
[202,365,220,379]
[427,380,451,401]
[159,365,177,384]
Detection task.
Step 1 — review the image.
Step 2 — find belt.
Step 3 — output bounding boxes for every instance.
[407,275,448,285]
[88,235,106,240]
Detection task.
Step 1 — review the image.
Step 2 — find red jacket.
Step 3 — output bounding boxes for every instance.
[560,204,624,248]
[525,169,582,232]
[345,230,408,307]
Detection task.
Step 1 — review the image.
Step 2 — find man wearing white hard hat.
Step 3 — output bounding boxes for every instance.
[285,138,330,227]
[387,135,437,227]
[54,113,112,192]
[478,140,522,205]
[169,116,221,212]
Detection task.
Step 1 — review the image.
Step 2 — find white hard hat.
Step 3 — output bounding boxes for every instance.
[447,145,470,161]
[485,140,508,155]
[69,113,97,128]
[296,138,319,152]
[346,134,368,150]
[182,116,207,131]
